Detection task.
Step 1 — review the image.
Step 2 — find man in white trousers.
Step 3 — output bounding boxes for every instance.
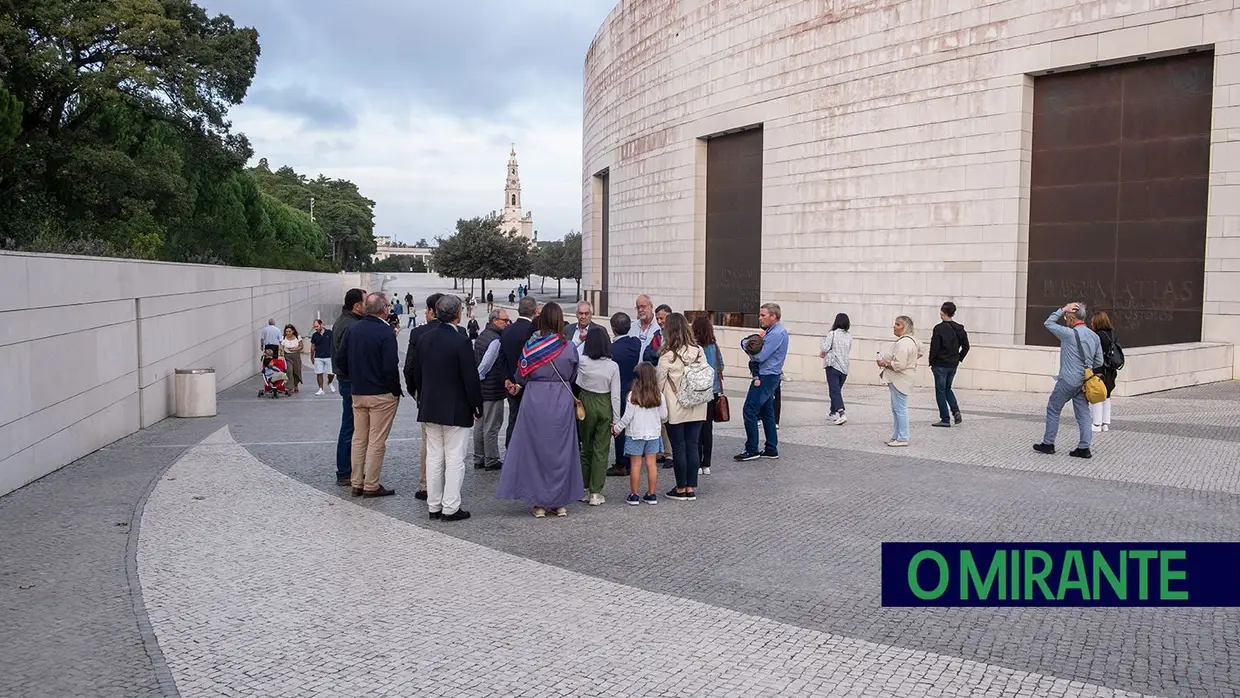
[409,294,484,521]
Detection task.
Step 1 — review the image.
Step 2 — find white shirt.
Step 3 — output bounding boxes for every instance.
[280,336,302,353]
[476,338,501,380]
[613,395,667,440]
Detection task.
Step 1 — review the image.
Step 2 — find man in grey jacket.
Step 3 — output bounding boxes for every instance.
[1034,302,1104,459]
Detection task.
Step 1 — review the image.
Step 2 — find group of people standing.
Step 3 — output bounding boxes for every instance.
[318,286,1124,524]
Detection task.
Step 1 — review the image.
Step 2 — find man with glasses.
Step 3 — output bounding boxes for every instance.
[473,308,512,470]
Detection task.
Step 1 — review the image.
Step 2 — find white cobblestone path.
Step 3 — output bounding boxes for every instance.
[137,426,1154,698]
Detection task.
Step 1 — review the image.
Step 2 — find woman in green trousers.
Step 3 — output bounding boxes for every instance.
[575,326,621,506]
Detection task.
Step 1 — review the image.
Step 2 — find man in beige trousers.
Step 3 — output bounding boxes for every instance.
[335,292,402,497]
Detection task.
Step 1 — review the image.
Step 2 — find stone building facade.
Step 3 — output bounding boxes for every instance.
[581,0,1240,395]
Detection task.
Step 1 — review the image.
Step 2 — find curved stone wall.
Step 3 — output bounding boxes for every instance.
[581,0,1240,383]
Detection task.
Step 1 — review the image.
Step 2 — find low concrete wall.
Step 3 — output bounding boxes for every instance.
[715,327,1234,398]
[0,252,355,496]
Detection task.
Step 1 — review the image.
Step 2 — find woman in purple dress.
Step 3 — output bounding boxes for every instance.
[497,302,584,518]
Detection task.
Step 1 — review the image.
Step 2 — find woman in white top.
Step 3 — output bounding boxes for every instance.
[818,313,853,425]
[280,325,305,393]
[575,326,621,506]
[656,313,708,501]
[877,315,923,447]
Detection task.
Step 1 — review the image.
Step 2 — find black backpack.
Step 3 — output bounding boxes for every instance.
[1104,333,1125,371]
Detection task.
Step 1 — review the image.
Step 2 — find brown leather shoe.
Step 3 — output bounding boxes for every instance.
[363,486,396,498]
[350,487,363,497]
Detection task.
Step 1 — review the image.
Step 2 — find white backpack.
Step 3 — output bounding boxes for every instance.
[676,349,716,408]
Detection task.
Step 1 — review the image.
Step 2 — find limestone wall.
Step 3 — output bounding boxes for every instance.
[0,252,349,496]
[581,0,1240,378]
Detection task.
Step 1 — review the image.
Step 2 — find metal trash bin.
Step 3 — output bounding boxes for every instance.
[174,368,217,418]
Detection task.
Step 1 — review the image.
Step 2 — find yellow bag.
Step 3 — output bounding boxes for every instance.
[1082,368,1108,404]
[1073,328,1108,404]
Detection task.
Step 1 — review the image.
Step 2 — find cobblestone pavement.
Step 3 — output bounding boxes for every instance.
[2,271,1238,696]
[140,426,1153,698]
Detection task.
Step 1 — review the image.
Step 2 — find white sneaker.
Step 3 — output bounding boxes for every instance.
[1101,424,1109,432]
[588,493,605,506]
[700,467,711,476]
[315,389,325,396]
[835,413,848,425]
[885,440,908,447]
[329,383,337,393]
[1091,425,1102,433]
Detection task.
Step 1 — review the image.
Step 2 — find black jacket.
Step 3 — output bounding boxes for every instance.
[1097,329,1117,394]
[330,310,362,378]
[612,336,641,397]
[411,323,483,427]
[475,323,507,402]
[498,317,536,383]
[929,320,970,368]
[335,315,401,397]
[404,319,466,399]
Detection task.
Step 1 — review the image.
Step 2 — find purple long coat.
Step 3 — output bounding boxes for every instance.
[497,345,583,509]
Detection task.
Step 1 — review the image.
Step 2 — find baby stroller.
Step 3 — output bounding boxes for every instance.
[259,351,291,398]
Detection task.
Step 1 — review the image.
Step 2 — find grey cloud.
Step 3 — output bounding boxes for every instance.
[201,0,615,117]
[245,85,357,129]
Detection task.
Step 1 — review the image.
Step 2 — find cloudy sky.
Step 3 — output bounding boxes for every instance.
[198,0,616,243]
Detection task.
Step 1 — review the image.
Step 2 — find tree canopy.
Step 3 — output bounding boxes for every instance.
[531,232,582,298]
[0,0,367,271]
[432,215,531,297]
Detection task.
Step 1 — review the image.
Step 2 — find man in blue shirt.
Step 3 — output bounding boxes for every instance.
[1034,302,1104,459]
[735,303,788,462]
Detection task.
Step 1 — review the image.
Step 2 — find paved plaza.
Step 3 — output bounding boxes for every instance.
[2,278,1240,697]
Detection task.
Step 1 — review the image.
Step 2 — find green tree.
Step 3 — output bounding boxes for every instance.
[415,238,429,247]
[432,215,531,298]
[372,255,427,273]
[561,232,583,300]
[532,241,562,294]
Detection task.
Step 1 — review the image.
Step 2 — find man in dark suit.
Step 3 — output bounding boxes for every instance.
[411,294,483,522]
[498,295,538,447]
[569,300,606,356]
[404,292,468,500]
[608,312,642,475]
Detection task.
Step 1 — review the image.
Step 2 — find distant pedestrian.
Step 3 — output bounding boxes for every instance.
[310,319,335,395]
[1034,302,1103,459]
[331,289,366,486]
[877,315,923,447]
[819,313,852,425]
[734,303,787,462]
[466,312,480,340]
[508,291,516,304]
[335,292,402,497]
[929,302,970,427]
[1090,311,1120,433]
[279,325,305,393]
[486,290,494,312]
[613,363,665,505]
[260,318,281,356]
[497,302,583,518]
[576,326,620,506]
[411,294,483,522]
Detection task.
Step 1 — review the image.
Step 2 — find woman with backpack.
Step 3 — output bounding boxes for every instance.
[1090,311,1120,432]
[656,313,710,501]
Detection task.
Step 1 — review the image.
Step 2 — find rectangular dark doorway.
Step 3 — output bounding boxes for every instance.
[597,170,610,315]
[1025,51,1212,348]
[705,127,763,326]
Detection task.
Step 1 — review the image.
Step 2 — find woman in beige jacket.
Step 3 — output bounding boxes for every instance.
[877,315,923,447]
[656,313,708,501]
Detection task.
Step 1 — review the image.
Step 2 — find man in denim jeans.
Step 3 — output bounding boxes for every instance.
[330,288,366,486]
[734,303,788,462]
[929,301,970,427]
[1034,301,1103,459]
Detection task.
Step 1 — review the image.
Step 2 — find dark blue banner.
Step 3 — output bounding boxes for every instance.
[881,542,1240,607]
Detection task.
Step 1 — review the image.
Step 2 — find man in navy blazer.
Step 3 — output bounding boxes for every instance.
[497,295,538,447]
[609,312,642,475]
[411,294,483,522]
